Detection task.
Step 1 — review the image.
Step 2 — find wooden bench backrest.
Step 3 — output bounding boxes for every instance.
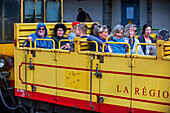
[14,22,98,47]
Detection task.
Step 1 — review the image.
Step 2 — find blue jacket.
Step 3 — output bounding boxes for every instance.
[23,23,53,49]
[109,37,126,54]
[87,35,113,52]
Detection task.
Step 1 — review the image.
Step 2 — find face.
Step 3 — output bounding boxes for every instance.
[115,29,123,39]
[99,31,108,40]
[57,28,64,37]
[145,26,152,36]
[38,26,45,37]
[134,26,137,35]
[76,27,81,37]
[129,28,135,38]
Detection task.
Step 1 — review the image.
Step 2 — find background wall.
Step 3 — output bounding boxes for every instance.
[140,0,147,29]
[63,0,102,24]
[63,0,170,31]
[152,0,170,31]
[111,0,121,28]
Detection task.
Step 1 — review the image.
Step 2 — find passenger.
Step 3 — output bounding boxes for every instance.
[76,24,88,38]
[23,23,53,49]
[90,23,98,35]
[124,24,144,55]
[67,21,80,40]
[149,29,170,56]
[52,24,70,50]
[87,25,113,52]
[109,24,126,54]
[133,24,138,35]
[138,24,153,55]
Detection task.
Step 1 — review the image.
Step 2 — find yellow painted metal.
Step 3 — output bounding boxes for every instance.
[102,42,130,53]
[135,43,156,54]
[21,0,23,23]
[14,23,170,113]
[99,55,132,109]
[44,0,46,22]
[58,39,73,49]
[79,40,98,52]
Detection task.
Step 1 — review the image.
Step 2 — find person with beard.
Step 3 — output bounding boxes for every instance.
[52,24,70,49]
[23,23,53,49]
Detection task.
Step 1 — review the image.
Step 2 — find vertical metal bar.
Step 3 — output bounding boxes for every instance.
[2,0,4,41]
[21,0,23,23]
[61,0,63,23]
[35,0,37,22]
[44,0,46,22]
[90,54,94,110]
[25,51,29,97]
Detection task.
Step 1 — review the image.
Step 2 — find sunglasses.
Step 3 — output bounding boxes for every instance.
[38,28,45,30]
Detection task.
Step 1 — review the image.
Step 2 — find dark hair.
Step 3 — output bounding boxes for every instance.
[54,24,67,35]
[90,23,98,35]
[78,8,82,11]
[142,24,152,35]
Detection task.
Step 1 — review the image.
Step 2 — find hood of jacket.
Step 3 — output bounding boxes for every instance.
[35,23,48,38]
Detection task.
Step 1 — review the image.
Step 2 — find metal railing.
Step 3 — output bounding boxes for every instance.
[102,42,131,53]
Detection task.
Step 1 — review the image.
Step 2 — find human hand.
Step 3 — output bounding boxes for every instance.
[27,37,33,41]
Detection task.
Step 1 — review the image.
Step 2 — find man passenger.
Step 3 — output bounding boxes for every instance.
[76,24,88,38]
[23,23,53,49]
[149,29,170,56]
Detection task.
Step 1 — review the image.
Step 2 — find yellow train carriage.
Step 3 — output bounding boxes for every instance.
[14,23,170,113]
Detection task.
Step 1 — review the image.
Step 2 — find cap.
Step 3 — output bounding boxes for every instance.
[72,21,80,27]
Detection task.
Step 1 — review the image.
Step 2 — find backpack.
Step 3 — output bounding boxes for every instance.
[85,13,92,22]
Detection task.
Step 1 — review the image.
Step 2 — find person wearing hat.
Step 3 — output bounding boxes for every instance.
[52,24,70,49]
[67,21,80,41]
[23,23,53,49]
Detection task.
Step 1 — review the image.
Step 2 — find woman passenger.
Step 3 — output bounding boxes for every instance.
[52,24,70,49]
[109,24,126,54]
[124,24,144,55]
[138,24,153,55]
[87,25,113,52]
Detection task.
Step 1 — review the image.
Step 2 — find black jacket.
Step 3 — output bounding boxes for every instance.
[76,11,86,22]
[52,35,68,49]
[138,35,153,55]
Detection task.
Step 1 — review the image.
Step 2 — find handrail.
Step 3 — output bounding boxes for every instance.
[102,42,131,53]
[25,50,29,98]
[90,54,95,110]
[135,43,156,54]
[34,39,55,49]
[30,41,32,48]
[79,40,99,52]
[58,39,73,49]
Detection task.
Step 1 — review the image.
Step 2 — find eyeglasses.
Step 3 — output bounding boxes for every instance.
[57,30,64,32]
[38,28,45,30]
